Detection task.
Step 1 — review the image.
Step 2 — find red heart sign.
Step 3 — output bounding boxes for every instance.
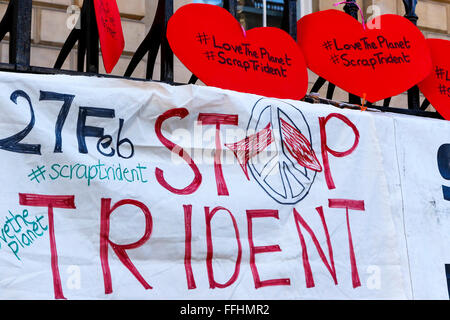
[94,0,124,74]
[297,9,432,103]
[167,4,308,100]
[418,39,450,120]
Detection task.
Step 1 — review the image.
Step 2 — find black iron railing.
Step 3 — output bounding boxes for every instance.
[0,0,442,119]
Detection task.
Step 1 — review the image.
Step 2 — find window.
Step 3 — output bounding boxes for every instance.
[240,0,312,29]
[192,1,312,30]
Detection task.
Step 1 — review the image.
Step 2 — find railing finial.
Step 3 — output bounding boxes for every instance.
[343,0,359,20]
[403,0,419,25]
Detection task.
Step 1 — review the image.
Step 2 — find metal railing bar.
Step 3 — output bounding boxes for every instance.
[54,28,80,69]
[343,0,362,105]
[83,0,99,73]
[403,0,420,110]
[420,98,431,111]
[188,74,198,84]
[224,0,238,18]
[326,82,336,100]
[310,76,327,93]
[0,1,13,43]
[281,0,297,40]
[159,0,173,82]
[9,0,32,69]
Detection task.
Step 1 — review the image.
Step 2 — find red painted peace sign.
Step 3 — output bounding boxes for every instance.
[247,99,320,204]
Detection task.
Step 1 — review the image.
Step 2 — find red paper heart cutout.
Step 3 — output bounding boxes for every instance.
[94,0,124,74]
[167,4,308,100]
[418,39,450,120]
[297,9,432,103]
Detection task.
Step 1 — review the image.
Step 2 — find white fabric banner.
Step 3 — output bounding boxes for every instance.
[0,71,447,300]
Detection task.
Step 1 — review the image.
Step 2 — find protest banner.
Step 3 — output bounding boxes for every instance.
[0,71,448,299]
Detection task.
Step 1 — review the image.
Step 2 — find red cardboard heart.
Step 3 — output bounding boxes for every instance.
[167,4,308,100]
[297,9,432,103]
[418,39,450,120]
[94,0,124,74]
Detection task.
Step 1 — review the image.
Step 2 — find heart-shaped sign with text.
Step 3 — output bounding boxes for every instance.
[418,39,450,120]
[93,0,124,73]
[167,4,308,100]
[297,9,432,103]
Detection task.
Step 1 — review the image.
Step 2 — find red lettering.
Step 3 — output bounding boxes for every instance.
[100,198,152,294]
[293,207,337,288]
[155,108,202,195]
[246,210,290,289]
[205,206,242,288]
[183,204,196,289]
[19,193,76,300]
[319,113,359,190]
[328,199,365,288]
[197,113,238,196]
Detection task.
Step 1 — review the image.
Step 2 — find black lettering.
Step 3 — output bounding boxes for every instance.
[0,90,41,155]
[77,106,115,154]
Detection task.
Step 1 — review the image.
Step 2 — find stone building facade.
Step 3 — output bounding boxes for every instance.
[0,0,448,108]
